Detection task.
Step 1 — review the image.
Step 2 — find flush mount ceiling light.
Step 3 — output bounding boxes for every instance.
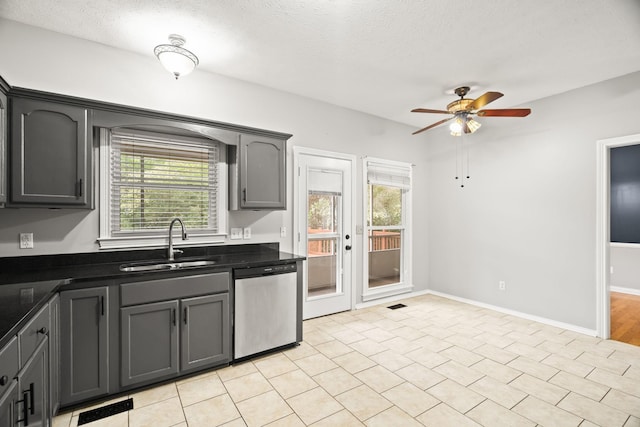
[154,34,199,80]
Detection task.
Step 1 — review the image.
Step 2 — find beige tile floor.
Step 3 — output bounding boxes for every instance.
[53,294,640,427]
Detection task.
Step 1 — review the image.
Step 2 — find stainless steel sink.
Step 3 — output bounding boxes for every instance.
[120,260,216,272]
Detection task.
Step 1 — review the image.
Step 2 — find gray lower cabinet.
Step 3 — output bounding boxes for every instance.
[9,97,92,208]
[181,294,229,371]
[120,293,230,388]
[0,380,18,427]
[120,300,179,387]
[60,287,109,406]
[48,294,60,416]
[0,336,18,426]
[16,339,48,427]
[0,82,7,206]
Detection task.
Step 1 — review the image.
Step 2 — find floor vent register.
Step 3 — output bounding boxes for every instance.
[387,303,407,310]
[77,398,134,425]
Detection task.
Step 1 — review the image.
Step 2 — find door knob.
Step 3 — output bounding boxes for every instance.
[345,245,352,250]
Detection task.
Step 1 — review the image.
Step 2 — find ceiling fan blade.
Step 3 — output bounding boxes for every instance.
[468,91,503,110]
[412,117,453,135]
[477,108,531,117]
[411,108,451,114]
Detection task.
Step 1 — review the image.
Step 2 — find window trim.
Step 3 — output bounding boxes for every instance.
[98,128,227,250]
[362,157,413,301]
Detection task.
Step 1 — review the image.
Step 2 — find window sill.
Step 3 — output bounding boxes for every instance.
[97,233,227,250]
[362,283,414,302]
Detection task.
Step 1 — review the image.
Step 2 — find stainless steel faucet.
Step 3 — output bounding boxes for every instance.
[168,218,188,261]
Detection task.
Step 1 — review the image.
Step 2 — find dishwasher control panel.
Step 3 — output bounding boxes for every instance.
[234,263,297,279]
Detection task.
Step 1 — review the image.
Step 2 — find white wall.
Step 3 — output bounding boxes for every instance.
[427,70,640,330]
[610,244,640,292]
[3,19,639,329]
[0,19,428,304]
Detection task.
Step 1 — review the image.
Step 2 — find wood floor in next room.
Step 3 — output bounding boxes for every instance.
[611,291,640,347]
[53,294,640,427]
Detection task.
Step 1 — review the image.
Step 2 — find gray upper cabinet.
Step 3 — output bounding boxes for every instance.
[60,287,109,406]
[230,135,286,210]
[10,97,92,208]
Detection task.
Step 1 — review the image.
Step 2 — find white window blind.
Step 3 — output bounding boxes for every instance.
[366,161,411,189]
[110,129,218,234]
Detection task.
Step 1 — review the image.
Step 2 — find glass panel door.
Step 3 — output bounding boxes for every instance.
[296,150,354,319]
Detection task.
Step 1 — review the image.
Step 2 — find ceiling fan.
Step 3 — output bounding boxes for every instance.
[411,86,531,136]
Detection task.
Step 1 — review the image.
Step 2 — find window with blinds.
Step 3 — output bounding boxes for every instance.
[109,129,219,234]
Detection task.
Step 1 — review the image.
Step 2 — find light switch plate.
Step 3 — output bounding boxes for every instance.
[243,227,251,239]
[230,228,243,240]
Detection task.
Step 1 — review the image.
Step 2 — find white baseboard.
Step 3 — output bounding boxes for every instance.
[355,289,430,310]
[425,290,598,337]
[610,286,640,296]
[353,288,598,338]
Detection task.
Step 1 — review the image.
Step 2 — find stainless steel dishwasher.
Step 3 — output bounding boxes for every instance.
[233,263,298,359]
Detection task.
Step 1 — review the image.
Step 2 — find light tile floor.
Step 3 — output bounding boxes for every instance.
[53,294,640,427]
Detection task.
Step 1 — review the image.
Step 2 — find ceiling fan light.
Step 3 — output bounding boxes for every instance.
[154,34,199,79]
[467,118,482,133]
[449,116,464,136]
[449,120,463,134]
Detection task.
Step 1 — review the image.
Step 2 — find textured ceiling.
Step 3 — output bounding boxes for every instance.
[1,0,639,129]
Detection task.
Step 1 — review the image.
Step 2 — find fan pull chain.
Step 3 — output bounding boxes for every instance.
[455,134,460,183]
[465,137,471,181]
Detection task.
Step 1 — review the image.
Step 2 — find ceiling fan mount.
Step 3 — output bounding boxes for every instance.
[453,86,470,98]
[411,86,531,135]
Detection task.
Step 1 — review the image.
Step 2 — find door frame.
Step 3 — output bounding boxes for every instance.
[293,146,357,317]
[596,133,640,339]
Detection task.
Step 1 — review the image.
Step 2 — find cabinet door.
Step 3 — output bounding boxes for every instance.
[0,88,6,205]
[10,97,91,207]
[60,287,108,406]
[240,136,286,209]
[48,294,60,416]
[0,380,18,427]
[17,338,48,427]
[120,300,179,387]
[180,294,230,372]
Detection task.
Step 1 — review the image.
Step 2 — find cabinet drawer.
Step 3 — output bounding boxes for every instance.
[120,272,230,306]
[0,337,18,396]
[18,303,50,366]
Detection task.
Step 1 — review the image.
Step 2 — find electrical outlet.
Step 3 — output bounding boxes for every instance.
[243,227,251,239]
[20,233,34,249]
[280,226,286,238]
[230,228,243,240]
[499,281,506,291]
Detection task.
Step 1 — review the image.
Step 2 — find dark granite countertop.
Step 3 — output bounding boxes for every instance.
[0,243,304,349]
[0,279,67,348]
[0,243,303,285]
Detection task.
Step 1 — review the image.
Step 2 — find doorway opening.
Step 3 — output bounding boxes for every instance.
[596,133,640,342]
